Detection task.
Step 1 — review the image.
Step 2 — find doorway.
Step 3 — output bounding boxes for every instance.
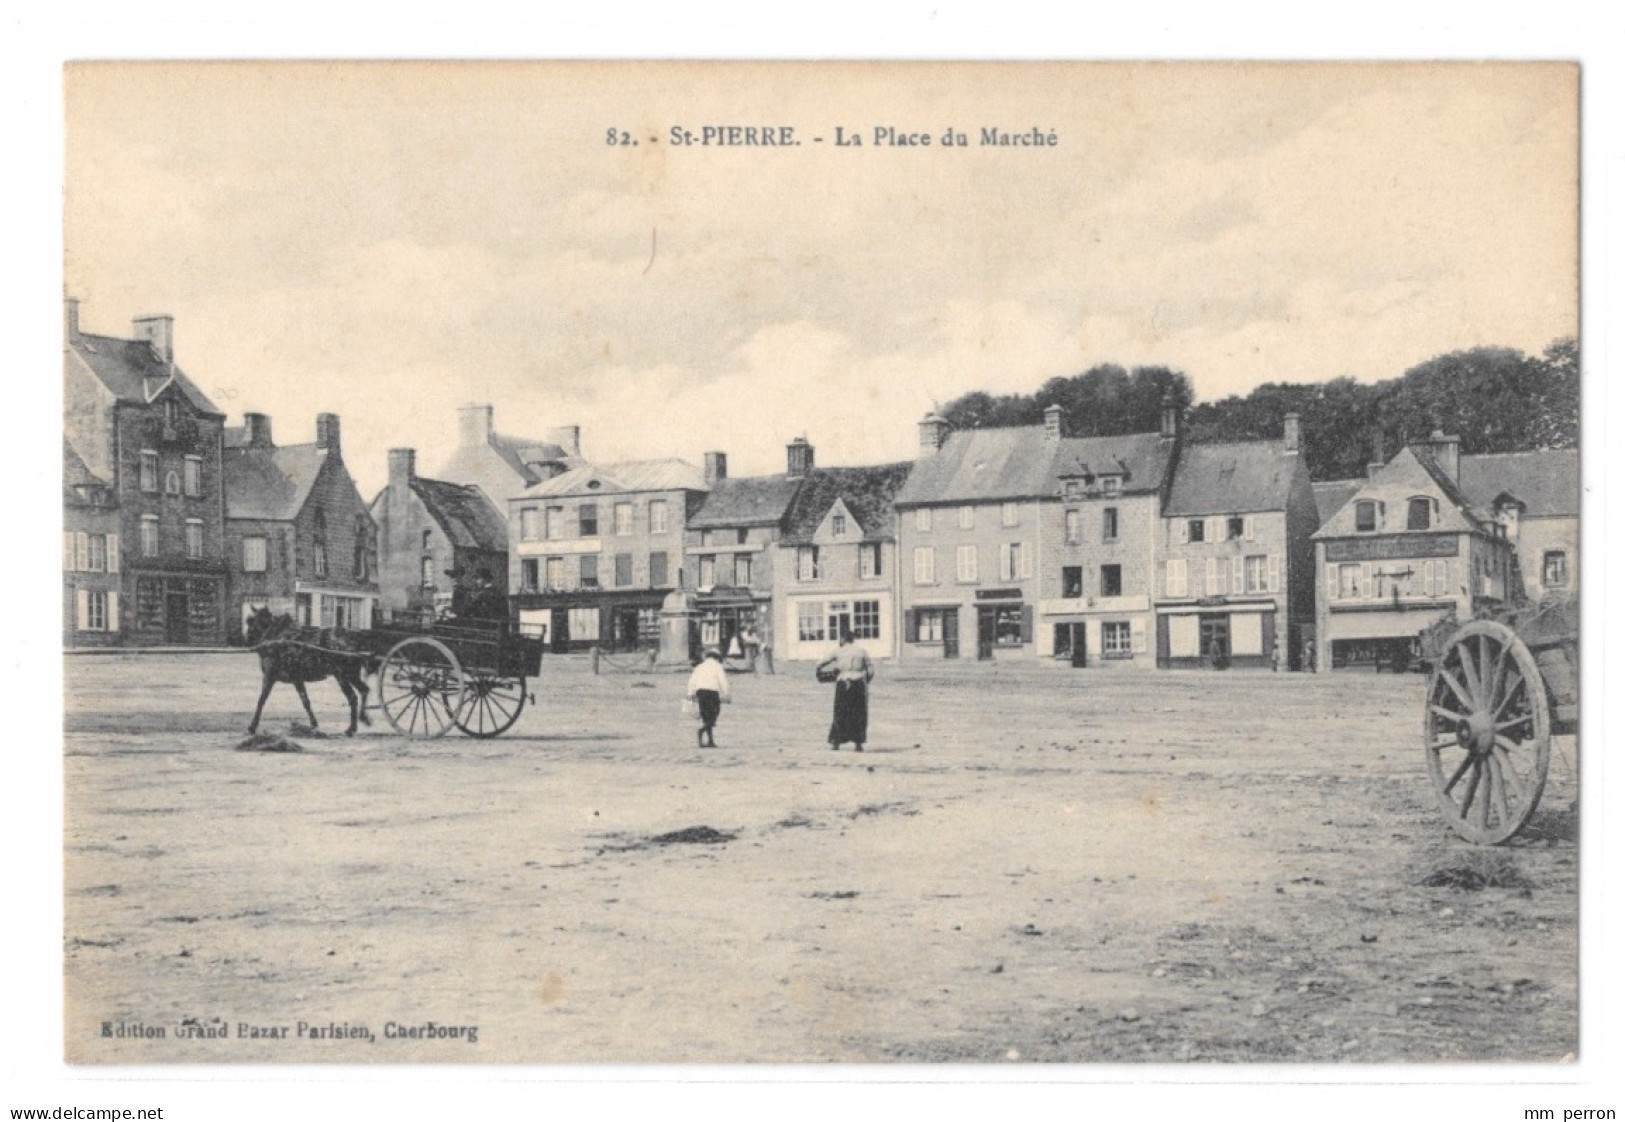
[1199,613,1230,666]
[1055,622,1088,668]
[976,606,995,661]
[942,608,960,659]
[164,592,189,645]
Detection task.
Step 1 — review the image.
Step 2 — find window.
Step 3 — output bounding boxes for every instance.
[999,542,1030,582]
[85,534,106,572]
[1407,497,1433,531]
[353,515,372,580]
[1101,477,1121,498]
[578,503,598,537]
[421,557,436,589]
[243,536,268,572]
[734,553,752,587]
[915,508,932,532]
[852,600,881,640]
[580,554,599,587]
[1065,508,1082,544]
[1166,558,1188,598]
[162,398,179,426]
[185,519,204,560]
[859,543,881,578]
[1100,564,1123,598]
[913,607,944,643]
[913,546,936,584]
[422,530,432,551]
[1228,516,1245,541]
[520,508,542,541]
[649,500,669,534]
[1102,621,1131,656]
[139,451,158,492]
[1543,550,1569,589]
[545,557,564,589]
[798,601,827,642]
[312,541,327,576]
[1001,501,1019,527]
[649,551,669,587]
[164,470,181,496]
[956,544,978,583]
[184,456,202,497]
[1338,563,1361,599]
[992,606,1024,647]
[1103,507,1119,541]
[736,528,748,545]
[959,505,975,530]
[521,558,540,592]
[1355,501,1378,533]
[1187,518,1206,543]
[832,513,847,536]
[81,589,109,632]
[698,554,718,587]
[546,506,566,539]
[567,607,600,642]
[615,553,633,587]
[1244,554,1268,594]
[1062,565,1083,598]
[798,545,821,581]
[614,502,633,535]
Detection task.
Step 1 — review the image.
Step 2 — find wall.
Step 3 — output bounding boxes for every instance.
[896,498,1043,662]
[1038,491,1159,667]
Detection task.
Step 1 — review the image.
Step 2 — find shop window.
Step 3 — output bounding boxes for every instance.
[851,600,881,640]
[912,608,944,643]
[567,607,600,641]
[798,601,827,642]
[1102,621,1131,656]
[992,606,1024,647]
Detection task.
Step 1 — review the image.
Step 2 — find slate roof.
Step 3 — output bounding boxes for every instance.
[412,478,508,552]
[1164,440,1299,516]
[224,444,327,522]
[1051,432,1180,498]
[520,458,707,498]
[1313,480,1362,526]
[688,474,805,529]
[70,333,222,416]
[1458,450,1579,519]
[781,462,914,544]
[64,440,111,504]
[489,432,576,485]
[895,427,1062,506]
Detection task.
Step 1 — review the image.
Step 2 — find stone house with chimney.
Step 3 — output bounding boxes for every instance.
[508,456,708,654]
[772,457,913,662]
[63,299,230,645]
[680,442,810,661]
[1312,433,1520,671]
[1456,449,1579,602]
[370,448,509,621]
[434,403,584,506]
[63,440,123,647]
[1153,414,1318,670]
[222,412,379,637]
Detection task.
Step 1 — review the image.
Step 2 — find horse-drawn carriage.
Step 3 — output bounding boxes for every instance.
[1422,594,1578,844]
[247,608,545,740]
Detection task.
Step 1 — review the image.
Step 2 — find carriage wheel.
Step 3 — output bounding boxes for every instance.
[454,674,528,738]
[1424,619,1550,845]
[378,637,467,740]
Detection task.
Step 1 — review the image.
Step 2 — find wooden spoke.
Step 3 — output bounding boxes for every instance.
[1457,642,1484,710]
[1435,665,1476,715]
[453,674,527,739]
[1442,752,1475,796]
[378,637,467,740]
[1493,671,1529,722]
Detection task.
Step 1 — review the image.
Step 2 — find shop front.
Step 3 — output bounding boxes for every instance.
[1156,597,1279,669]
[1038,595,1151,668]
[691,586,765,662]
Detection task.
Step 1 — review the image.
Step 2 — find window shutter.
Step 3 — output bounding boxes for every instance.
[1231,556,1243,596]
[1175,520,1188,544]
[75,532,90,571]
[1131,616,1147,653]
[905,610,919,643]
[107,534,119,573]
[1327,563,1338,602]
[1359,562,1372,599]
[76,588,89,631]
[1267,553,1280,594]
[1440,560,1452,596]
[1019,604,1034,644]
[1244,516,1255,541]
[1206,558,1218,596]
[64,532,76,571]
[108,591,120,633]
[1020,543,1033,579]
[999,544,1012,582]
[1209,517,1220,543]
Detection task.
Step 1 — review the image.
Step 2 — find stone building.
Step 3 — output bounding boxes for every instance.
[1153,414,1319,670]
[508,457,707,653]
[370,448,509,621]
[63,299,229,645]
[222,412,379,637]
[63,440,122,647]
[433,403,583,505]
[1456,449,1579,602]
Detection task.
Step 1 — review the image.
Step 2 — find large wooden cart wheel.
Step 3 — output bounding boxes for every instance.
[454,673,528,738]
[1424,619,1550,844]
[378,637,467,739]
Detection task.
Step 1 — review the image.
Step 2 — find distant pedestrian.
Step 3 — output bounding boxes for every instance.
[739,623,762,671]
[686,648,730,748]
[817,624,874,751]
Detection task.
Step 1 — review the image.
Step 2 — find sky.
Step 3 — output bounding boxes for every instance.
[64,62,1578,496]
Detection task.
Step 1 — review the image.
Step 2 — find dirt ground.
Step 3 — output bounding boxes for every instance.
[62,652,1578,1064]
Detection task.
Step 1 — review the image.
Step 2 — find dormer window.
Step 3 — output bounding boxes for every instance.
[1355,501,1379,533]
[1406,497,1434,531]
[1101,476,1121,497]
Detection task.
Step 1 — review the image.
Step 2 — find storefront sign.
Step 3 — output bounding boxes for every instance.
[974,588,1023,600]
[1325,535,1458,562]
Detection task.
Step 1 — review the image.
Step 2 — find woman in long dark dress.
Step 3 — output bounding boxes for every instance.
[818,625,874,751]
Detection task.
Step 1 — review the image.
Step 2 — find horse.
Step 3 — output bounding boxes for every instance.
[243,607,379,736]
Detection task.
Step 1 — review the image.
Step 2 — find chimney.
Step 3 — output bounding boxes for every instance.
[1160,396,1181,440]
[244,412,273,449]
[389,448,417,491]
[1419,429,1461,483]
[704,451,728,485]
[65,297,80,343]
[1043,403,1065,441]
[458,403,495,447]
[1367,431,1386,479]
[786,436,815,476]
[1283,412,1301,454]
[918,413,951,459]
[546,424,582,458]
[132,314,174,366]
[316,412,341,456]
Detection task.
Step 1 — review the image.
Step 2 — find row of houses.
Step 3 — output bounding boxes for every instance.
[63,299,1579,670]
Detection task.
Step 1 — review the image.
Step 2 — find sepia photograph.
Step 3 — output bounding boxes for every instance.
[21,34,1614,1114]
